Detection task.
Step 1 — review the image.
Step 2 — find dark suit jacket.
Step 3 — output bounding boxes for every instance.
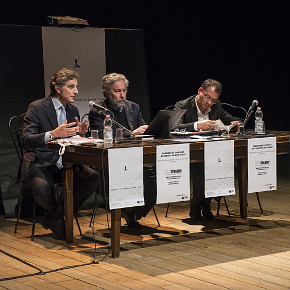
[21,96,80,181]
[89,99,146,138]
[174,95,237,131]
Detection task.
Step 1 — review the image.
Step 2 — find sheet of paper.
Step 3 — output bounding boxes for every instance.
[108,147,144,209]
[156,144,190,204]
[248,137,276,193]
[204,140,235,198]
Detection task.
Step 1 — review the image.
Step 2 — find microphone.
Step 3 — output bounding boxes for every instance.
[88,101,134,137]
[243,100,259,128]
[88,101,110,112]
[248,100,259,112]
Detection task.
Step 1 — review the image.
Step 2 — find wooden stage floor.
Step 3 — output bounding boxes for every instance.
[1,176,290,289]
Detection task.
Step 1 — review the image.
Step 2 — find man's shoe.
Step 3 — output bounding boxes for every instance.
[201,198,214,220]
[41,216,65,240]
[121,210,142,228]
[41,216,50,229]
[127,221,142,229]
[189,209,202,222]
[202,210,214,220]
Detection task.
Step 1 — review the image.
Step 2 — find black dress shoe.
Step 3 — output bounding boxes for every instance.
[127,221,142,229]
[41,216,65,240]
[121,210,142,228]
[189,209,202,222]
[202,210,214,220]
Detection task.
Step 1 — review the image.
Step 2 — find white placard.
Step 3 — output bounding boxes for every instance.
[248,137,276,193]
[42,27,106,119]
[204,140,235,198]
[108,147,144,209]
[156,144,190,204]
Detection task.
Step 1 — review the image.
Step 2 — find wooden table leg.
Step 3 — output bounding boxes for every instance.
[111,209,121,258]
[237,158,247,218]
[62,162,74,244]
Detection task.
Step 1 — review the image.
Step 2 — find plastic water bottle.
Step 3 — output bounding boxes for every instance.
[103,115,113,143]
[255,107,265,134]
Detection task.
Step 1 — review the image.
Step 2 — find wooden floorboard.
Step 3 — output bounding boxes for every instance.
[1,176,290,289]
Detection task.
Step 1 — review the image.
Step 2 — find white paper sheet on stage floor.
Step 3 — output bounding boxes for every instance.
[108,147,144,209]
[248,137,276,193]
[204,140,235,198]
[156,143,190,204]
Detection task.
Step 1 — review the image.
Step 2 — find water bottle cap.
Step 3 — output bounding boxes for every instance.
[106,114,110,117]
[257,107,261,110]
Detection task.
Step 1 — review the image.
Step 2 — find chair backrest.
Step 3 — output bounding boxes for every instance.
[8,113,25,163]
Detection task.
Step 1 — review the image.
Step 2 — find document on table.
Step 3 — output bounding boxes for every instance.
[248,137,276,193]
[204,140,235,198]
[108,147,144,209]
[156,143,190,204]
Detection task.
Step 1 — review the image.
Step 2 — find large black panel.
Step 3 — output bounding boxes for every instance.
[0,25,45,148]
[105,29,151,123]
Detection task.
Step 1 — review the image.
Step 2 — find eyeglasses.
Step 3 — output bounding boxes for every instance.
[201,88,218,104]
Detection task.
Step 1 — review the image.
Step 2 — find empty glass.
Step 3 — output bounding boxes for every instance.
[91,130,99,139]
[115,128,123,141]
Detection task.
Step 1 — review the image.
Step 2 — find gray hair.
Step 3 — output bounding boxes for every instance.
[49,68,79,97]
[101,73,129,97]
[201,79,222,95]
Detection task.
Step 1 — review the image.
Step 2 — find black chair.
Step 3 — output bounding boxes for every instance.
[9,113,82,241]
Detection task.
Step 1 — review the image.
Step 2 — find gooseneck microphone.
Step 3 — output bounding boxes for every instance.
[243,100,259,128]
[88,101,110,112]
[88,101,134,137]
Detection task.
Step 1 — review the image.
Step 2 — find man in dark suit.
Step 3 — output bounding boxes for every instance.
[89,73,148,138]
[89,73,156,228]
[174,79,239,221]
[21,68,99,239]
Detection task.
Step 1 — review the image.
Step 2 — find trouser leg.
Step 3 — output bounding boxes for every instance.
[122,166,156,221]
[24,170,57,214]
[72,165,100,213]
[190,162,212,218]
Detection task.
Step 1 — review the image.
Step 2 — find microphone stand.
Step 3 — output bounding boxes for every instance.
[238,107,256,135]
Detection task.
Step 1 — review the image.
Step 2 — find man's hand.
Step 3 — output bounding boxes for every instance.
[132,125,148,135]
[50,120,78,139]
[75,117,88,136]
[196,120,216,131]
[230,121,241,132]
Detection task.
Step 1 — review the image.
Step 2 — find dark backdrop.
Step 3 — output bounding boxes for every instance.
[0,1,289,130]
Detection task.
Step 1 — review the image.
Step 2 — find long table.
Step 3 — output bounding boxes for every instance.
[49,131,290,258]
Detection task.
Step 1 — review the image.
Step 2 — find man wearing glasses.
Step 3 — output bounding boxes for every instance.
[174,79,239,222]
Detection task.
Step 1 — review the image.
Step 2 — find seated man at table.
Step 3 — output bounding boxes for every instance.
[89,72,156,228]
[174,78,239,221]
[21,68,100,239]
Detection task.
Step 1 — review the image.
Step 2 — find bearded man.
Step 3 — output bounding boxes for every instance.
[89,73,156,229]
[89,73,148,138]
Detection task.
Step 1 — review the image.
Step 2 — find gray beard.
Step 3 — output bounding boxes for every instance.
[107,95,125,109]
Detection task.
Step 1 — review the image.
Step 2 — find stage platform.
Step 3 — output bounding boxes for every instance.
[1,175,290,289]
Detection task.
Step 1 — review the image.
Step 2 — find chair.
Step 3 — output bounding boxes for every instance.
[9,113,82,241]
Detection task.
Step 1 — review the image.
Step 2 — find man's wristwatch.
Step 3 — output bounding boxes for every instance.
[47,132,53,141]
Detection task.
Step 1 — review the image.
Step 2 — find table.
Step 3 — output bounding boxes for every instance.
[49,131,290,258]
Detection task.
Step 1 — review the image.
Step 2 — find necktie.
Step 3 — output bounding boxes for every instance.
[58,105,66,126]
[56,105,66,169]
